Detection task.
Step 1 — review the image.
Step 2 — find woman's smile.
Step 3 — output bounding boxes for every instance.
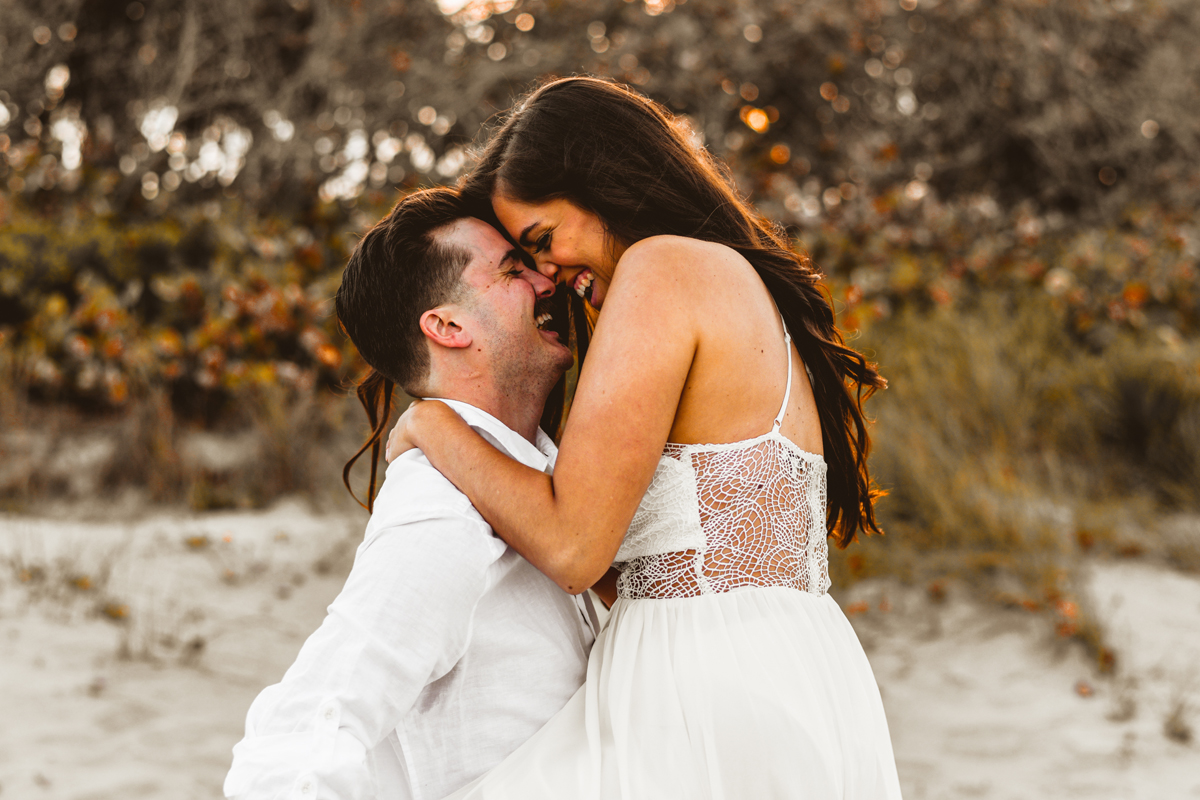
[569,269,606,308]
[492,192,621,310]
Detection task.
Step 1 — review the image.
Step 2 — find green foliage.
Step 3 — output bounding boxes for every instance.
[0,195,360,417]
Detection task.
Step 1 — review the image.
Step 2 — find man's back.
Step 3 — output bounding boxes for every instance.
[226,402,594,800]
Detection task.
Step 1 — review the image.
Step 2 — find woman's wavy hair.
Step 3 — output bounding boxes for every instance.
[459,76,886,548]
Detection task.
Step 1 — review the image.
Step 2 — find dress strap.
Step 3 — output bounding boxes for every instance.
[772,315,793,433]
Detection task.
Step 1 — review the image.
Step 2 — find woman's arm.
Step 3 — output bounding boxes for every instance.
[392,239,700,593]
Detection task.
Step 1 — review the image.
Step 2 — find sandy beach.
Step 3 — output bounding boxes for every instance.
[2,500,1197,799]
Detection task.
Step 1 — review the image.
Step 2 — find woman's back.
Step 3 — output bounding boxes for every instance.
[632,236,824,459]
[601,236,830,601]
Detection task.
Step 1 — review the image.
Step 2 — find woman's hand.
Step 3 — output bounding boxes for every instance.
[385,398,453,462]
[384,398,422,463]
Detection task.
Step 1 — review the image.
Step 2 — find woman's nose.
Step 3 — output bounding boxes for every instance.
[523,266,557,298]
[535,259,559,282]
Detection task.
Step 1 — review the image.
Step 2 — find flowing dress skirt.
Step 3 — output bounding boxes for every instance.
[443,586,903,799]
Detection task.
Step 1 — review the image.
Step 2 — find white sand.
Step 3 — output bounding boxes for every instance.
[850,564,1200,799]
[0,500,357,799]
[2,502,1197,799]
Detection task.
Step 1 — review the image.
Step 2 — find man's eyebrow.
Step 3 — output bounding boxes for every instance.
[517,222,538,248]
[494,248,522,274]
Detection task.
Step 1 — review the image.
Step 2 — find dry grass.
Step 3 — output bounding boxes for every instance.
[0,384,372,513]
[1164,690,1194,744]
[3,534,127,619]
[831,291,1200,669]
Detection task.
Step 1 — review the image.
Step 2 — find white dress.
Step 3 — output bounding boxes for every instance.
[443,320,903,799]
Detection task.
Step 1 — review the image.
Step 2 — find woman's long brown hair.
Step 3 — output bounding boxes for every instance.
[459,77,886,548]
[342,367,394,512]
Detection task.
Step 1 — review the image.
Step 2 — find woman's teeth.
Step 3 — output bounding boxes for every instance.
[535,312,552,330]
[575,272,594,300]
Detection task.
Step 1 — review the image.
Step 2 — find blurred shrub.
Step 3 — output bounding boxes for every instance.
[0,196,359,419]
[1,0,1197,220]
[802,196,1198,346]
[2,183,1196,526]
[1092,340,1200,505]
[0,191,373,510]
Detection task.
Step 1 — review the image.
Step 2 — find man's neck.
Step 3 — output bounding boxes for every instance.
[478,390,545,443]
[425,382,546,443]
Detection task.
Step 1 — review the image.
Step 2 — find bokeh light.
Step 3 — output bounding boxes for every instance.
[740,106,769,134]
[44,64,70,98]
[50,112,86,170]
[139,102,178,152]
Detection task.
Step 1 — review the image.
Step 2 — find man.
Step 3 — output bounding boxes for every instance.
[225,188,599,800]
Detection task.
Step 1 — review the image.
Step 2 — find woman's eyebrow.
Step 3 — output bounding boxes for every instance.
[517,222,539,248]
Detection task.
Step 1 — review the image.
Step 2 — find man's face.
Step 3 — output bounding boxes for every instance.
[437,217,574,394]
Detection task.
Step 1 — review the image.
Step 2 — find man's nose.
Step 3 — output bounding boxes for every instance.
[522,266,556,297]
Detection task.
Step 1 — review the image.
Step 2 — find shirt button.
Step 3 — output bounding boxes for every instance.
[300,780,313,794]
[323,707,334,720]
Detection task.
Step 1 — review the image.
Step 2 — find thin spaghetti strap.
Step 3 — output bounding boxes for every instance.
[772,314,793,432]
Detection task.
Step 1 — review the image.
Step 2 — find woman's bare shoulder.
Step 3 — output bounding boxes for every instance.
[621,234,744,266]
[615,235,752,296]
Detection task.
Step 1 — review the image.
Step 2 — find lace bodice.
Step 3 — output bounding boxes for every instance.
[614,318,831,600]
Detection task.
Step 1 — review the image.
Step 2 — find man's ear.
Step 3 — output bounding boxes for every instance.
[419,306,473,350]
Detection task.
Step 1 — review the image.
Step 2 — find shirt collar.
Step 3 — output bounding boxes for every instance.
[428,398,557,472]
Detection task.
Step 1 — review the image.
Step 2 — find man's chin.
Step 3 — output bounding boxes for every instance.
[551,338,575,369]
[536,329,573,367]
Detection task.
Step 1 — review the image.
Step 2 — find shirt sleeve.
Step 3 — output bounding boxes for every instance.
[224,507,504,800]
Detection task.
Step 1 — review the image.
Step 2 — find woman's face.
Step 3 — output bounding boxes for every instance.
[492,193,624,310]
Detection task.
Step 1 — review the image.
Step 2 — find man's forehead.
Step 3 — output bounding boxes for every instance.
[434,217,519,294]
[436,216,509,256]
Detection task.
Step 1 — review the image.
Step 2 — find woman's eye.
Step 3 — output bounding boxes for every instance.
[533,232,551,254]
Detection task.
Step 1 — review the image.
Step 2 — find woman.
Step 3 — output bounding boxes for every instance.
[387,77,902,799]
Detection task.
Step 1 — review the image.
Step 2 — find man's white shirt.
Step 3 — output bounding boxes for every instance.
[225,400,597,800]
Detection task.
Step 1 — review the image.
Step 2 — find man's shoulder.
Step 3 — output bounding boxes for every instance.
[365,449,489,535]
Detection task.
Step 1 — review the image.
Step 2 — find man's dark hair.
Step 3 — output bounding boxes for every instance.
[336,186,470,395]
[336,187,470,511]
